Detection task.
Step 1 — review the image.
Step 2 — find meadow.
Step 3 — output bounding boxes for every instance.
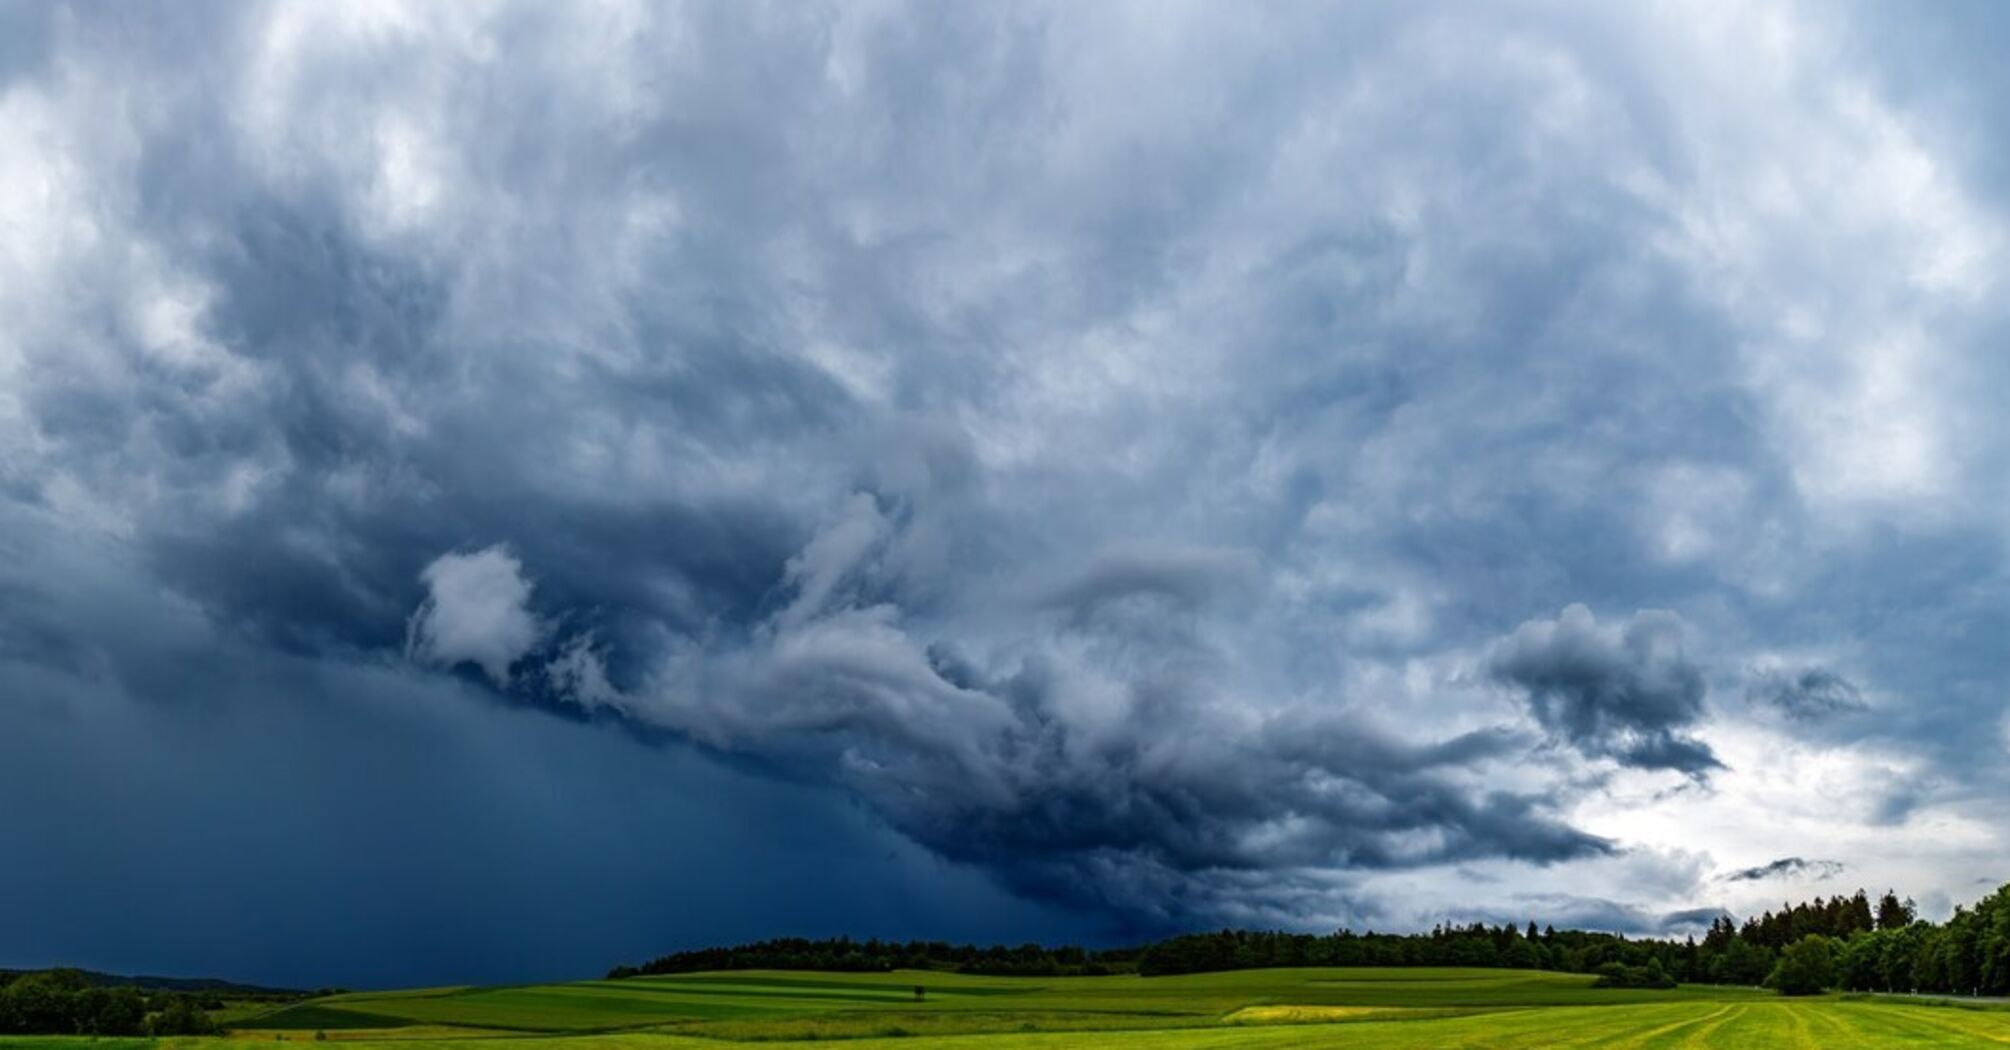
[7,968,2009,1048]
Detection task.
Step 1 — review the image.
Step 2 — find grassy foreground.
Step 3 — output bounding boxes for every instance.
[8,967,2009,1048]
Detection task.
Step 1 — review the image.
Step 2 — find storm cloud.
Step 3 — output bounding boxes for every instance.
[6,0,2010,982]
[472,530,1607,923]
[1487,606,1719,775]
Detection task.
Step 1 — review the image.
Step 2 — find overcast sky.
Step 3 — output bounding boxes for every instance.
[5,0,2010,988]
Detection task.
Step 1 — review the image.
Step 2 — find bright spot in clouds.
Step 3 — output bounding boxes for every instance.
[409,546,543,686]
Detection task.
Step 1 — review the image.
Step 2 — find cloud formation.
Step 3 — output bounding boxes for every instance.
[504,521,1605,924]
[1722,858,1846,883]
[408,546,543,686]
[3,0,2010,978]
[1487,605,1719,775]
[1747,667,1868,721]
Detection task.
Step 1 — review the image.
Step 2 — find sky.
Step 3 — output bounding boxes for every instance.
[4,0,2010,989]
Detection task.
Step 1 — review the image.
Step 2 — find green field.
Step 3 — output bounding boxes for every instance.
[8,968,2010,1048]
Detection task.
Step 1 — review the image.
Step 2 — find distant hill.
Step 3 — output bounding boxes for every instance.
[0,967,304,997]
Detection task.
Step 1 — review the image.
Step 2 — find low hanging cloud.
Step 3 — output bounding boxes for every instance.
[1487,605,1720,776]
[1721,857,1846,883]
[1440,897,1729,937]
[407,546,544,686]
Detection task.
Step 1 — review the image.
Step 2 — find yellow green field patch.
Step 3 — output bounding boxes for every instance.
[1222,1004,1433,1024]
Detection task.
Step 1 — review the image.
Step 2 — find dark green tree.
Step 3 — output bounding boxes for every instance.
[1835,930,1885,991]
[147,994,219,1036]
[1876,891,1916,932]
[1768,935,1836,996]
[1710,937,1773,986]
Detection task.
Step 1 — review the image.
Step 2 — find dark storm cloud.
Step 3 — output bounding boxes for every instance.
[1487,606,1720,775]
[1722,858,1846,883]
[0,504,1080,988]
[5,0,2010,981]
[538,531,1609,925]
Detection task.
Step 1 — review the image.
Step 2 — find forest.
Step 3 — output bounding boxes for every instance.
[0,969,224,1036]
[615,881,2010,997]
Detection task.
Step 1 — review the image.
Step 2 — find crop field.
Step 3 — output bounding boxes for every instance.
[248,967,1768,1031]
[5,968,2009,1048]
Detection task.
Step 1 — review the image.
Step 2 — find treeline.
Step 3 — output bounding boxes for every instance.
[1129,885,2010,997]
[0,969,220,1036]
[1677,884,2010,997]
[0,968,303,997]
[1832,885,2010,996]
[612,881,2010,998]
[1136,890,1922,981]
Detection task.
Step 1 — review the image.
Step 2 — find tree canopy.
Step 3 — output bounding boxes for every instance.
[1768,935,1837,996]
[612,881,2010,1001]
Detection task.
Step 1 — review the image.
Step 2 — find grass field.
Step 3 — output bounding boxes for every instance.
[7,968,2009,1047]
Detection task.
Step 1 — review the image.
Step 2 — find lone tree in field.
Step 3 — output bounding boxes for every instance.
[1768,935,1837,996]
[914,985,925,1001]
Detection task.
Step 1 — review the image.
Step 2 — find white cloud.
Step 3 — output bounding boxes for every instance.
[544,634,623,711]
[1648,0,2003,525]
[407,545,544,686]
